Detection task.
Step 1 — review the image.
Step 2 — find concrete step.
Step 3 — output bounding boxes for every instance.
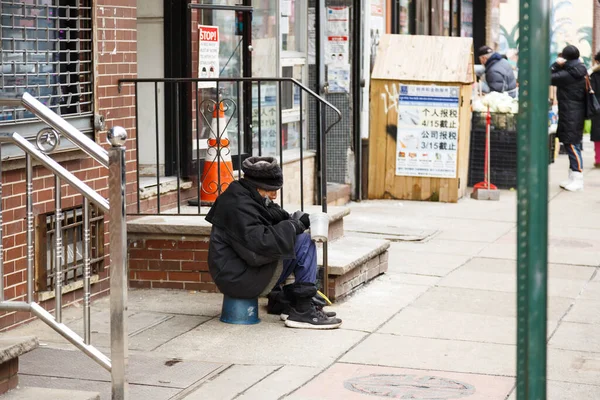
[0,336,38,364]
[327,183,351,206]
[1,387,100,400]
[317,236,390,300]
[128,205,350,242]
[0,336,39,395]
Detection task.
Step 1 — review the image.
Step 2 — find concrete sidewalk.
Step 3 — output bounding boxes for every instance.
[9,144,600,399]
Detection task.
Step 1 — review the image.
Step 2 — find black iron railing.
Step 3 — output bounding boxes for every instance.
[118,77,341,216]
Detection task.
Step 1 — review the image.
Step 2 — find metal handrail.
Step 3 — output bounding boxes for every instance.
[0,126,129,397]
[119,76,337,299]
[0,132,109,213]
[0,93,109,168]
[117,77,343,135]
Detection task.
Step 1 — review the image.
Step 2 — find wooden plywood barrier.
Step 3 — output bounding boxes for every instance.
[368,35,475,203]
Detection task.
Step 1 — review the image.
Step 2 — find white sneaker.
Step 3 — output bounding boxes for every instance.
[559,170,573,189]
[563,171,584,191]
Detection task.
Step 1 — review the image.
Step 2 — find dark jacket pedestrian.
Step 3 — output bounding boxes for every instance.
[552,45,587,191]
[478,46,517,97]
[205,178,297,299]
[588,51,600,166]
[205,156,342,329]
[551,51,587,145]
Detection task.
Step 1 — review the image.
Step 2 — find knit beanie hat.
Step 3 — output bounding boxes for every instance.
[477,45,493,57]
[562,45,580,61]
[242,156,283,191]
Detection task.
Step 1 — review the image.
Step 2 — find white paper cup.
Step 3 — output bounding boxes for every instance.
[309,212,329,242]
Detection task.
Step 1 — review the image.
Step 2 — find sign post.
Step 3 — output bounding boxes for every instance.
[516,0,550,398]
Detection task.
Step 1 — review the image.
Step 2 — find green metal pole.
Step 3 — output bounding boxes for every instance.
[516,0,550,399]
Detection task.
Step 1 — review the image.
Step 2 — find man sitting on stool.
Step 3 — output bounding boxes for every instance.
[205,156,341,329]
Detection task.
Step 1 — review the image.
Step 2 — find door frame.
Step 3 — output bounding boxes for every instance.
[163,1,253,178]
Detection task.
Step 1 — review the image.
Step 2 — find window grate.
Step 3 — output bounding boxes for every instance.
[0,0,94,123]
[35,204,105,292]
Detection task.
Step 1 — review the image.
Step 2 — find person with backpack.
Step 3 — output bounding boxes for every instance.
[551,45,588,191]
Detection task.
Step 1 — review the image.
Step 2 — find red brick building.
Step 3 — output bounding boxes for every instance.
[0,0,137,330]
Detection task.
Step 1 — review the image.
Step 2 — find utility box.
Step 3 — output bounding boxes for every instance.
[368,35,475,203]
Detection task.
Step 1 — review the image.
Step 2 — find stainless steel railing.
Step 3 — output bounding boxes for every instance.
[0,93,109,167]
[0,93,128,398]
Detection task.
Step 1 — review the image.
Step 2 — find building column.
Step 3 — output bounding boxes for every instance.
[486,0,501,49]
[594,0,600,55]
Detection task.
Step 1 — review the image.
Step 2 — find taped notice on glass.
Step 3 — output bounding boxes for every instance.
[395,85,460,178]
[327,65,350,93]
[326,6,349,35]
[326,35,349,65]
[198,25,219,88]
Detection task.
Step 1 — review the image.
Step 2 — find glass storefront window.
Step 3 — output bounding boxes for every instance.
[398,0,412,34]
[281,0,306,54]
[443,0,451,36]
[416,0,429,35]
[452,0,459,36]
[461,0,474,38]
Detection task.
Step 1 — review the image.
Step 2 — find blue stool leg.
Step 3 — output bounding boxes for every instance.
[220,295,260,325]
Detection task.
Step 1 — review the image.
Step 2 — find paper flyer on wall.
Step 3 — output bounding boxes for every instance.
[326,35,349,65]
[395,85,460,178]
[308,8,316,64]
[198,25,219,89]
[251,85,278,156]
[327,65,350,93]
[326,6,349,35]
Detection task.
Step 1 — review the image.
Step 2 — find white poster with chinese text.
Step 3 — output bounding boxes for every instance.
[252,85,278,156]
[198,25,219,88]
[395,85,460,178]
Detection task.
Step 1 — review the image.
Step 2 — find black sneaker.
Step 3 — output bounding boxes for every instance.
[284,307,342,330]
[281,307,335,321]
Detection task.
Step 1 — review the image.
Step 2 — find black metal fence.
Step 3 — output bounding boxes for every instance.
[118,77,341,216]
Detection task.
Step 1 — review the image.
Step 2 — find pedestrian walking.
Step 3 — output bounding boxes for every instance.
[589,51,600,168]
[551,45,588,191]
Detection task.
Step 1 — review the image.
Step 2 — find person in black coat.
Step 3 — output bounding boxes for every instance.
[205,156,342,329]
[589,51,600,167]
[551,45,587,191]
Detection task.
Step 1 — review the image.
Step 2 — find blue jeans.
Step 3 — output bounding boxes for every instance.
[276,233,317,286]
[566,143,583,172]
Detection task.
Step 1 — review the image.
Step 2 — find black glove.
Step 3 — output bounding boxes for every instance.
[300,213,310,229]
[289,219,307,234]
[291,210,311,229]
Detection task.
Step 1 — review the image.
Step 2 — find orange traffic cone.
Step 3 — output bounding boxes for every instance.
[200,103,234,204]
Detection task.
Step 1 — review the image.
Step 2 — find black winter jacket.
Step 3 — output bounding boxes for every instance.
[589,65,600,142]
[484,53,517,95]
[551,59,588,144]
[205,179,297,298]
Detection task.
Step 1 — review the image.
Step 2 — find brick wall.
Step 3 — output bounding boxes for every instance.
[0,0,138,331]
[0,358,18,395]
[95,0,138,213]
[128,235,217,292]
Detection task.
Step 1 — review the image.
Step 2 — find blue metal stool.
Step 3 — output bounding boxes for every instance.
[220,295,260,325]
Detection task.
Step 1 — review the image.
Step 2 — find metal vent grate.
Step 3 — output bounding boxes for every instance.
[0,0,94,123]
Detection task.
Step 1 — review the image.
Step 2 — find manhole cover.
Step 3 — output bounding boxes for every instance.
[344,374,475,399]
